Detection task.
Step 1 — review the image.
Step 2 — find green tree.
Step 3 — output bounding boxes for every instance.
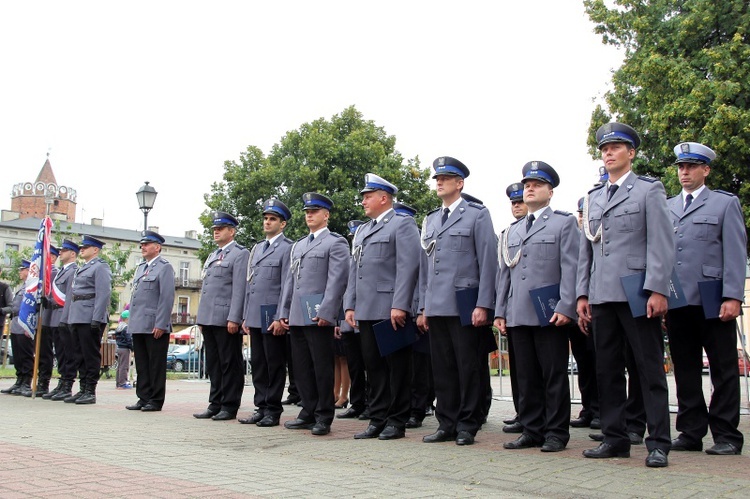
[585,0,750,220]
[203,106,436,252]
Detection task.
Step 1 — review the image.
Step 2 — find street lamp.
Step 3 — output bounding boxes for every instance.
[136,181,158,231]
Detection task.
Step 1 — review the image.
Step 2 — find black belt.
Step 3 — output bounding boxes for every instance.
[72,293,95,302]
[49,303,63,310]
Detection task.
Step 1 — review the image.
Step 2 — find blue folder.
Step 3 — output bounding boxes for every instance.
[528,283,560,327]
[620,269,688,318]
[698,280,723,319]
[372,319,419,357]
[299,293,324,326]
[455,287,479,327]
[260,304,277,333]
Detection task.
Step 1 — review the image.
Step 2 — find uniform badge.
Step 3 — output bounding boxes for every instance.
[531,162,539,170]
[681,143,690,153]
[438,157,445,166]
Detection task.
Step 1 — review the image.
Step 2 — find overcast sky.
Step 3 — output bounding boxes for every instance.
[0,1,624,238]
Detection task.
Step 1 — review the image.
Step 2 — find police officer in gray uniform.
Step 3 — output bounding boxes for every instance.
[419,156,498,446]
[278,193,349,436]
[65,235,112,405]
[1,260,34,396]
[47,239,80,401]
[126,230,176,412]
[577,123,673,467]
[666,142,746,455]
[345,174,421,441]
[495,161,579,452]
[239,199,293,427]
[194,212,250,421]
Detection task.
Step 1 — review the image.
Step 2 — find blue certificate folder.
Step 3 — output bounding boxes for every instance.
[373,319,419,357]
[260,304,277,333]
[456,287,479,326]
[698,280,723,319]
[299,294,324,326]
[620,269,688,318]
[528,283,560,327]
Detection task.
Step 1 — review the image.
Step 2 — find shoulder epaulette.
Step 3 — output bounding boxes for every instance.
[714,189,736,197]
[330,232,343,238]
[394,212,408,217]
[427,207,440,216]
[466,201,485,210]
[235,243,246,250]
[283,237,293,244]
[588,183,605,194]
[667,194,678,200]
[295,236,307,243]
[158,257,169,264]
[637,175,658,183]
[554,210,572,216]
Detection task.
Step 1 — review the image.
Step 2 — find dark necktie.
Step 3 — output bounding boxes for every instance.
[262,240,270,253]
[684,193,693,212]
[441,208,450,226]
[608,184,619,200]
[309,234,315,243]
[526,214,535,232]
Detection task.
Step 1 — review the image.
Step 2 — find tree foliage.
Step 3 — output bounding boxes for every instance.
[585,0,750,221]
[203,106,436,253]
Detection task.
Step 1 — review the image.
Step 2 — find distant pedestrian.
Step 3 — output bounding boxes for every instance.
[115,310,133,389]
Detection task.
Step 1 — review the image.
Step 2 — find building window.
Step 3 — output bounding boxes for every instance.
[179,261,190,285]
[3,243,19,266]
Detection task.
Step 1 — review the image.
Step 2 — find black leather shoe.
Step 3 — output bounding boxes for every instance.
[354,424,383,439]
[284,418,315,430]
[503,415,519,425]
[570,416,592,428]
[64,391,84,403]
[583,443,630,459]
[141,403,161,412]
[193,409,219,419]
[358,409,371,420]
[422,430,456,443]
[503,434,541,450]
[589,417,601,430]
[455,431,475,446]
[705,442,741,455]
[281,397,301,405]
[502,421,523,433]
[589,433,605,442]
[628,432,644,445]
[378,425,405,440]
[336,407,362,419]
[311,422,330,435]
[645,448,668,467]
[211,410,236,421]
[405,417,423,429]
[238,412,265,424]
[671,436,702,452]
[256,415,279,427]
[126,401,145,411]
[541,436,566,452]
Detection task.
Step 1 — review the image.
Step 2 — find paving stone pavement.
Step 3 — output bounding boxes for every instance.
[0,376,748,498]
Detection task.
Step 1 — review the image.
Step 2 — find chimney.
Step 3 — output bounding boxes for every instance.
[147,225,159,233]
[184,230,197,239]
[91,218,103,226]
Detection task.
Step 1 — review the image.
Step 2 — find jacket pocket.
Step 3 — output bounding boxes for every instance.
[626,256,646,270]
[449,228,471,252]
[701,265,721,278]
[691,215,718,241]
[614,202,642,232]
[532,234,556,260]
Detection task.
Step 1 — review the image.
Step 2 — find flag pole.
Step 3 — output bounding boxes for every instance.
[30,303,44,399]
[30,214,52,399]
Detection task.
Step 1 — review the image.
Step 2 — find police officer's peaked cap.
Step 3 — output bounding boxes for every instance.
[521,161,560,188]
[393,202,417,217]
[506,183,524,202]
[596,122,641,149]
[61,239,80,253]
[673,142,716,165]
[19,259,31,269]
[263,198,292,221]
[140,230,165,244]
[211,211,239,228]
[577,197,585,213]
[302,192,334,211]
[81,235,105,249]
[49,245,60,257]
[598,166,609,183]
[347,220,365,234]
[432,156,470,179]
[360,173,398,195]
[461,193,484,205]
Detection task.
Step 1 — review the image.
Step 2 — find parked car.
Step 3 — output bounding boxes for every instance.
[166,345,203,373]
[700,349,750,375]
[0,341,13,365]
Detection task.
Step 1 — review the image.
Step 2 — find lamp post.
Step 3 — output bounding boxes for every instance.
[136,181,158,231]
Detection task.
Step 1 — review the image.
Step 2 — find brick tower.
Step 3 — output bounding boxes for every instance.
[10,155,77,222]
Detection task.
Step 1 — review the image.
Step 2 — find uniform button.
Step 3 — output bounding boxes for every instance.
[435,259,440,263]
[677,261,682,265]
[522,242,527,246]
[438,236,442,240]
[604,226,609,230]
[680,221,685,226]
[523,253,528,257]
[604,240,609,244]
[437,248,441,251]
[604,252,609,256]
[604,213,610,218]
[359,276,362,279]
[679,234,683,238]
[522,265,526,269]
[521,276,526,280]
[435,271,439,275]
[678,247,682,252]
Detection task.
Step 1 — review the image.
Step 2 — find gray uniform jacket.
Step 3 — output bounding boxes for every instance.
[58,263,79,325]
[344,209,421,320]
[278,229,349,327]
[243,236,292,329]
[129,256,176,334]
[9,287,24,335]
[668,188,747,305]
[67,258,112,324]
[577,171,674,304]
[197,242,250,327]
[495,207,579,326]
[420,199,498,317]
[51,263,77,326]
[42,267,58,327]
